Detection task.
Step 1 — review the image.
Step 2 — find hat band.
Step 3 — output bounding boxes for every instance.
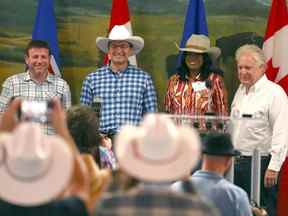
[184,45,207,51]
[131,142,182,165]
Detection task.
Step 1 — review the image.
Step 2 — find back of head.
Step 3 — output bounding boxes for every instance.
[202,133,240,157]
[115,113,201,182]
[67,105,101,167]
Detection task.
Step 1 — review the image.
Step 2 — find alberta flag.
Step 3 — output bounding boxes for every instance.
[104,0,137,66]
[177,0,208,66]
[32,0,61,76]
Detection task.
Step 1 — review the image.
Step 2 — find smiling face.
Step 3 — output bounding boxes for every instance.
[108,41,133,67]
[237,53,265,89]
[185,52,203,72]
[25,47,50,81]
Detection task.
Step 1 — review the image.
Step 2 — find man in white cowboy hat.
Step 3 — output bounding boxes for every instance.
[172,133,253,216]
[80,25,157,141]
[94,114,220,216]
[165,34,228,122]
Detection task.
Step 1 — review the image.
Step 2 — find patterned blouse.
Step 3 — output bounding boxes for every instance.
[164,73,228,116]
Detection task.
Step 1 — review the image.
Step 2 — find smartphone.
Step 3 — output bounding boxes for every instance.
[18,100,53,123]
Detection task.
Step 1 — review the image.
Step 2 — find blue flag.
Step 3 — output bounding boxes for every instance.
[32,0,61,76]
[177,0,208,66]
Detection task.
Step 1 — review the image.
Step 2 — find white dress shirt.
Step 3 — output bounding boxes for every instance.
[231,75,288,171]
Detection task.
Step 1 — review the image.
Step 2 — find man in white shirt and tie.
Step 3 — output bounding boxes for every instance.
[231,44,288,216]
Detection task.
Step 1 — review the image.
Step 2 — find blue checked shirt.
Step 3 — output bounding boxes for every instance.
[80,65,157,134]
[0,72,71,135]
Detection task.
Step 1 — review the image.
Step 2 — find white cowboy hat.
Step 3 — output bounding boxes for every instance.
[115,114,200,182]
[177,34,221,60]
[96,25,144,55]
[0,123,74,206]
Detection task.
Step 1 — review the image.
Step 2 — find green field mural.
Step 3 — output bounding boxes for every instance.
[0,0,269,111]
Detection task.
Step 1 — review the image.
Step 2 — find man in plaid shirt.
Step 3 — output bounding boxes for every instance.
[80,25,157,138]
[0,40,71,135]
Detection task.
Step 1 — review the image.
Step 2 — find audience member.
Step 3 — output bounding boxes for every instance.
[80,25,157,141]
[231,44,288,216]
[94,114,220,216]
[0,98,109,215]
[172,133,252,216]
[0,40,71,135]
[67,105,117,170]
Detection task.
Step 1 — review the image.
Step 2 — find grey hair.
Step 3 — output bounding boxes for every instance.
[235,44,266,67]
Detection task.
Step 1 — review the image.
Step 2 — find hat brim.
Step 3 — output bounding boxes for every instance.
[203,149,241,157]
[0,136,74,206]
[96,36,144,55]
[115,126,200,182]
[177,45,221,61]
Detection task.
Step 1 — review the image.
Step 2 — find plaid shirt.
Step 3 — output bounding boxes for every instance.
[80,65,157,134]
[95,186,219,216]
[164,73,228,116]
[0,72,71,135]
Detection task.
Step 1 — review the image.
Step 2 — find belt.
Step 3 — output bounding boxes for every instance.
[235,155,270,160]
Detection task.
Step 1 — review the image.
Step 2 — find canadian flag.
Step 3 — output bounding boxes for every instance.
[262,0,288,95]
[104,0,137,65]
[264,2,288,214]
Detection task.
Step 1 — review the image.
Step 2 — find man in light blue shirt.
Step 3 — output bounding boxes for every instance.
[172,133,252,216]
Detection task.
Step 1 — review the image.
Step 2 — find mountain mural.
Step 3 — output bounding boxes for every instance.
[0,0,269,32]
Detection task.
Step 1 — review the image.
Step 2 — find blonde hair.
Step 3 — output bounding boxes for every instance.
[235,44,266,67]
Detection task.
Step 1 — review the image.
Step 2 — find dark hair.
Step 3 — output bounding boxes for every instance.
[25,40,51,56]
[66,105,101,167]
[177,52,219,81]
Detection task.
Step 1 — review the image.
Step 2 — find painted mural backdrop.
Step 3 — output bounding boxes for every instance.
[0,0,270,110]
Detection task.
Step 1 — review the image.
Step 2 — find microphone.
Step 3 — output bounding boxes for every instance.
[92,96,101,118]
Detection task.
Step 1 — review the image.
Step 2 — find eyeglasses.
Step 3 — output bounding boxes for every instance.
[109,43,131,49]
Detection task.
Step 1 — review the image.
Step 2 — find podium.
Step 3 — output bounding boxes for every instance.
[168,114,232,134]
[168,113,263,205]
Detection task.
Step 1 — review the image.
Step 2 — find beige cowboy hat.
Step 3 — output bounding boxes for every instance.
[96,25,144,55]
[115,114,201,182]
[0,123,74,206]
[177,34,221,60]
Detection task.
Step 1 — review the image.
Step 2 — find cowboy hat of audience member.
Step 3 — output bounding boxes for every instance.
[0,123,74,206]
[96,25,144,55]
[115,114,201,182]
[177,34,221,61]
[202,133,241,156]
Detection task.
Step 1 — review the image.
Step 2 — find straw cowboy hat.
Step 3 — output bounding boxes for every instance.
[96,25,144,55]
[177,34,221,60]
[202,133,241,156]
[0,123,74,206]
[115,114,201,182]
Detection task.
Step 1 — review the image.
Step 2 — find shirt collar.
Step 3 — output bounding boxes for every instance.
[240,74,267,93]
[108,64,131,75]
[194,170,223,179]
[24,71,54,83]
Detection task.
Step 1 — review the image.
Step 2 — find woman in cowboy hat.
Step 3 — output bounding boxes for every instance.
[164,34,228,121]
